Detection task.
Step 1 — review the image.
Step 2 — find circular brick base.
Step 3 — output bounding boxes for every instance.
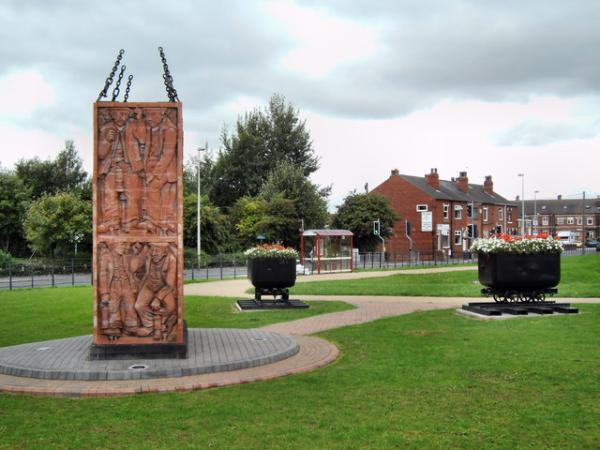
[0,335,338,397]
[0,328,298,381]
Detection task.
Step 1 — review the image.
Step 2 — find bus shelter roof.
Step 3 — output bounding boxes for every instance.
[302,229,353,237]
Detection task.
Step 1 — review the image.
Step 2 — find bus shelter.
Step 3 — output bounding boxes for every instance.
[300,229,354,274]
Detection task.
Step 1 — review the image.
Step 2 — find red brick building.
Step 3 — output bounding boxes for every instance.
[372,168,517,257]
[522,196,600,242]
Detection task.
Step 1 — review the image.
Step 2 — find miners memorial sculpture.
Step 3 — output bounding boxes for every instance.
[90,49,186,359]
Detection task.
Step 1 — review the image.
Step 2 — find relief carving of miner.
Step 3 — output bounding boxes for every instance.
[97,107,145,234]
[98,241,139,337]
[142,108,178,235]
[134,243,178,340]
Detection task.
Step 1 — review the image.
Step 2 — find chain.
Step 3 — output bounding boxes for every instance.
[111,65,126,101]
[97,49,124,101]
[158,46,179,102]
[123,75,134,102]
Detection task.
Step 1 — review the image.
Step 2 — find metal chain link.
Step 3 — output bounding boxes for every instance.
[158,46,179,102]
[111,65,126,101]
[97,49,124,101]
[123,75,134,102]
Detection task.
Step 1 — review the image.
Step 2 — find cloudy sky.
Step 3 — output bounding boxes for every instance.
[1,0,599,209]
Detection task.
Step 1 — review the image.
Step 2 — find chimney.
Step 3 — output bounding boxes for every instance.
[483,175,493,194]
[425,168,439,189]
[596,195,600,208]
[516,195,520,201]
[391,168,399,176]
[456,171,468,193]
[557,194,562,200]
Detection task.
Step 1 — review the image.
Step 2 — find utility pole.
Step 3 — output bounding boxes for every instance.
[197,144,207,265]
[534,190,539,235]
[518,173,525,236]
[582,191,586,255]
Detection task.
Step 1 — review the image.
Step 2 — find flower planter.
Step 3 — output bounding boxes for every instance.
[478,253,561,290]
[248,258,296,290]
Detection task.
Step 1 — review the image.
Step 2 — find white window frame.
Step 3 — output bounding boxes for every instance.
[498,207,504,221]
[542,216,549,226]
[507,208,513,223]
[454,230,462,245]
[567,217,575,225]
[443,204,449,220]
[483,207,489,222]
[557,217,564,225]
[454,205,462,220]
[587,217,594,226]
[416,204,428,212]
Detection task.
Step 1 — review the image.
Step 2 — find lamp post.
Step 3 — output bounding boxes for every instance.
[533,190,539,235]
[197,145,207,265]
[518,173,525,236]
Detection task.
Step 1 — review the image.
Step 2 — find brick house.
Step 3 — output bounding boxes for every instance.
[522,196,600,242]
[372,168,517,257]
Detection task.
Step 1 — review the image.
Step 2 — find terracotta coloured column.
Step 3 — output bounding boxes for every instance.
[90,101,186,359]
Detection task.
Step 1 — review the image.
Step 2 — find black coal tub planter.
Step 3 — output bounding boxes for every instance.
[248,258,296,302]
[478,252,560,302]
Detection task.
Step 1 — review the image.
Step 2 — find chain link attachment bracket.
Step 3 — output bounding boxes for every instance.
[97,49,124,102]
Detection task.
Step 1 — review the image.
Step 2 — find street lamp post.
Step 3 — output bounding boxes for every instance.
[197,145,207,265]
[518,173,525,236]
[533,190,539,235]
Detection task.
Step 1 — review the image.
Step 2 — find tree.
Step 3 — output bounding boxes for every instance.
[259,161,329,247]
[229,195,298,249]
[211,94,319,207]
[183,193,229,255]
[0,169,30,255]
[16,140,88,198]
[333,192,398,251]
[23,192,92,257]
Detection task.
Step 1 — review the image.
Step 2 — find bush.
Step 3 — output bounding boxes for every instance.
[0,249,12,266]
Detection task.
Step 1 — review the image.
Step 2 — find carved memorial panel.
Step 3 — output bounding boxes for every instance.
[92,102,184,346]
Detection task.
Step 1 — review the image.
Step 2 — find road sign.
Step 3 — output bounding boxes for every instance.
[421,211,433,232]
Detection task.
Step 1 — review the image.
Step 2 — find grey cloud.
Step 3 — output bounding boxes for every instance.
[2,0,600,132]
[496,120,600,146]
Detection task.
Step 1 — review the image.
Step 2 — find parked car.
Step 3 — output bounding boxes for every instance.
[585,239,600,248]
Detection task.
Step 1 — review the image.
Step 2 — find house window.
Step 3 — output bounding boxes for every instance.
[557,217,564,225]
[443,204,449,220]
[454,230,462,245]
[416,204,428,212]
[577,217,582,225]
[507,208,513,223]
[483,207,489,222]
[498,208,504,221]
[533,217,538,226]
[454,205,462,220]
[567,217,574,225]
[587,217,594,226]
[467,224,478,238]
[542,216,549,226]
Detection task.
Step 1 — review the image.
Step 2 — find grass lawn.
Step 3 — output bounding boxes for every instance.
[1,293,600,448]
[0,287,353,348]
[290,254,600,298]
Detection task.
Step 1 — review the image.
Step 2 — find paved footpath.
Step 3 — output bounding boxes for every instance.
[2,266,598,397]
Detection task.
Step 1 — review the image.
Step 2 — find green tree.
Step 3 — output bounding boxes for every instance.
[259,161,329,246]
[0,169,30,255]
[333,192,398,251]
[16,140,88,199]
[211,94,319,207]
[229,195,298,249]
[183,193,229,255]
[23,192,92,257]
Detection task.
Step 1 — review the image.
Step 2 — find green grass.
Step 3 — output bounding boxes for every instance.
[1,298,600,448]
[291,254,600,298]
[0,287,353,348]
